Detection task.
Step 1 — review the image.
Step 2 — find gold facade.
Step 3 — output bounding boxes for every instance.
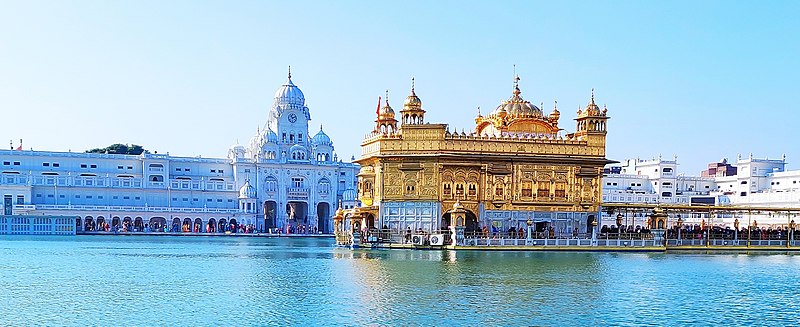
[354,76,610,230]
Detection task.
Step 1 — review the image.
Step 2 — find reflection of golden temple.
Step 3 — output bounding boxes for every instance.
[341,74,612,246]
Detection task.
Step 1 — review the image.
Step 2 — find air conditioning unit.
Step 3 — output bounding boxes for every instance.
[411,234,425,245]
[429,234,445,246]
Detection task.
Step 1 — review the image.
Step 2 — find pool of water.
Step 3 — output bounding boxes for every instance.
[1,235,798,326]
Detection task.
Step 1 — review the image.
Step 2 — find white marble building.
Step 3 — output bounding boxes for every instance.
[0,71,359,233]
[602,154,800,226]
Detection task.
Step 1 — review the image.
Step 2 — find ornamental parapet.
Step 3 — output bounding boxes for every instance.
[14,204,242,214]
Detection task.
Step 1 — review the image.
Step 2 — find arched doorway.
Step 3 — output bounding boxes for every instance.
[441,210,479,234]
[112,217,121,229]
[194,218,202,233]
[172,218,181,232]
[365,213,375,230]
[96,216,105,231]
[264,201,277,232]
[134,217,144,232]
[218,218,227,232]
[586,215,596,233]
[122,217,132,231]
[84,217,94,231]
[286,201,308,231]
[76,217,82,232]
[207,218,216,233]
[465,210,478,234]
[149,217,166,232]
[229,219,238,233]
[182,218,191,232]
[317,202,330,234]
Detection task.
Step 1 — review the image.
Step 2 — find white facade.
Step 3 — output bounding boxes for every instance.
[0,72,359,233]
[602,154,800,226]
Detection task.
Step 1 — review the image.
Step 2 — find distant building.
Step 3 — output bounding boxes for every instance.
[0,71,359,233]
[602,153,799,225]
[701,158,737,177]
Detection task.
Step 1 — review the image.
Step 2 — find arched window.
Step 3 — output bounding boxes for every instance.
[318,178,330,195]
[265,176,278,192]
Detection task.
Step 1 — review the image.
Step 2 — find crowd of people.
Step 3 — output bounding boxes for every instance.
[666,224,798,240]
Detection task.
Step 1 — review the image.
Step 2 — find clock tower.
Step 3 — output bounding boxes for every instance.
[268,68,311,151]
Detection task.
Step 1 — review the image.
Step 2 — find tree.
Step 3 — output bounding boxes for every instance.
[86,143,149,155]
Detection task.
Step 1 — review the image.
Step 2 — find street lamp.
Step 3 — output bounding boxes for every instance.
[677,216,683,244]
[526,217,533,241]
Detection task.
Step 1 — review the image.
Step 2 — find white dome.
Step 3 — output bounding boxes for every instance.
[342,189,358,201]
[273,72,305,108]
[238,180,256,198]
[311,126,332,146]
[265,128,278,144]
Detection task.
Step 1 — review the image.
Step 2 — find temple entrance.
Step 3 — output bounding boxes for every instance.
[586,215,595,233]
[112,217,120,229]
[96,217,105,231]
[317,202,330,233]
[230,219,238,232]
[264,201,277,231]
[442,210,478,233]
[171,218,180,232]
[286,201,308,230]
[194,218,202,233]
[182,218,191,232]
[122,217,132,231]
[76,217,82,232]
[218,218,227,232]
[84,217,94,231]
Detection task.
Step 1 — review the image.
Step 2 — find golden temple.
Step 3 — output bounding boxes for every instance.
[334,75,611,246]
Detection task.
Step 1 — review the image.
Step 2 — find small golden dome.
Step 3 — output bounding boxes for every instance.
[549,101,560,120]
[379,91,396,120]
[403,78,422,109]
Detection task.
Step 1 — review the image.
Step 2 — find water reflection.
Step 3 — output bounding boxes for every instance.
[1,236,800,326]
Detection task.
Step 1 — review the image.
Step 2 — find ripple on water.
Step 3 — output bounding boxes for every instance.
[2,236,800,326]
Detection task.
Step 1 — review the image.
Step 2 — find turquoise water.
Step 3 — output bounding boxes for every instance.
[1,236,799,326]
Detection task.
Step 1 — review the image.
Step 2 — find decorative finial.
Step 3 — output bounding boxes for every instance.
[320,124,323,131]
[385,90,389,105]
[554,100,558,109]
[288,65,292,79]
[411,77,415,93]
[477,106,481,116]
[591,88,595,104]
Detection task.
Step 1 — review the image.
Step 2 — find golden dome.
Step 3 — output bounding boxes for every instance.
[379,91,396,120]
[582,89,602,116]
[549,101,560,120]
[403,78,423,110]
[491,76,543,118]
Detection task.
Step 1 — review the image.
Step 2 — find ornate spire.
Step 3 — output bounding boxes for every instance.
[320,124,323,131]
[288,65,292,79]
[385,90,389,105]
[477,106,482,117]
[591,88,595,105]
[411,77,416,95]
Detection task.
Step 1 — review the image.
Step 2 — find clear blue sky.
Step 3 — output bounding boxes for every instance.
[1,1,798,174]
